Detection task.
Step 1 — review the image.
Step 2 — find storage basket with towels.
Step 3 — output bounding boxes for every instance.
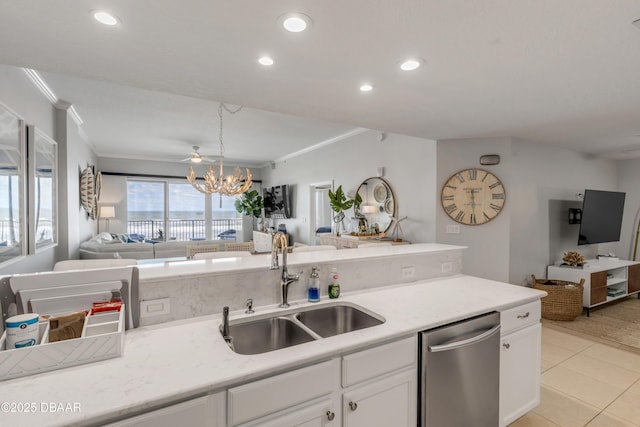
[531,275,585,321]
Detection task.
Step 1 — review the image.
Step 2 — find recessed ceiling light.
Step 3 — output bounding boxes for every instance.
[400,59,423,71]
[279,13,312,33]
[258,56,274,66]
[359,84,374,92]
[92,10,119,26]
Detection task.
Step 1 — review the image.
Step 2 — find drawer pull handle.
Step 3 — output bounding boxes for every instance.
[349,401,358,411]
[517,312,530,319]
[326,411,335,421]
[503,342,510,349]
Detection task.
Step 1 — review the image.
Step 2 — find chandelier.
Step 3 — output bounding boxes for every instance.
[187,103,253,195]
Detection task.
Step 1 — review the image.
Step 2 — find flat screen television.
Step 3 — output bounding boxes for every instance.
[263,185,292,219]
[577,189,626,245]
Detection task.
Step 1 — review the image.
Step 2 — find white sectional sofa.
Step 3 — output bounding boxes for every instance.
[79,233,228,260]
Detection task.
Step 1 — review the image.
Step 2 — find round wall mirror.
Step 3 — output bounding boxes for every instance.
[356,177,396,233]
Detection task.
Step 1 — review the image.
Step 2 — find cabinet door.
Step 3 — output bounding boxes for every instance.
[628,264,640,294]
[590,271,608,304]
[103,393,225,427]
[342,368,416,427]
[500,323,541,427]
[240,396,338,427]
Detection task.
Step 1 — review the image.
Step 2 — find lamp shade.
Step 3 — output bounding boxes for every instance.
[361,204,378,214]
[99,206,115,219]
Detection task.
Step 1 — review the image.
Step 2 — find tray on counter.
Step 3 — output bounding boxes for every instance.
[0,306,125,381]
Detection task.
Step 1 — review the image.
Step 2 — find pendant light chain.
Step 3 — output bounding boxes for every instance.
[186,102,252,196]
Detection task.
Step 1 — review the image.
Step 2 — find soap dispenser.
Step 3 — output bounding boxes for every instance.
[308,267,320,302]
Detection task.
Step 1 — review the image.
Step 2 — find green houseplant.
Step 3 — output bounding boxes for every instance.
[328,185,355,236]
[235,190,264,231]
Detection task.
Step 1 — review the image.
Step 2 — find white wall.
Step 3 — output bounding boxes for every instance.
[436,136,619,284]
[509,141,618,284]
[0,65,97,273]
[259,130,438,245]
[614,159,640,261]
[436,137,512,282]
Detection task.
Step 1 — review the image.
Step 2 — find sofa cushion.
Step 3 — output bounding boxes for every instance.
[79,239,155,259]
[153,240,226,258]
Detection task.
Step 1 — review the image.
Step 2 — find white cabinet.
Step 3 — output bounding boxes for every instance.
[548,260,640,315]
[103,392,225,427]
[239,396,339,427]
[229,336,417,427]
[499,301,541,427]
[341,336,417,427]
[228,359,340,426]
[342,368,416,427]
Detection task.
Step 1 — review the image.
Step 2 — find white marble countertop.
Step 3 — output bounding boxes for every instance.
[136,243,465,281]
[1,274,544,426]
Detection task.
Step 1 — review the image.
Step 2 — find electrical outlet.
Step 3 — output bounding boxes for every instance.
[441,262,453,273]
[140,298,171,317]
[446,224,460,234]
[402,266,415,279]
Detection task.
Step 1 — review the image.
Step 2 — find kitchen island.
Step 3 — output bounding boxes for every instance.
[1,244,545,426]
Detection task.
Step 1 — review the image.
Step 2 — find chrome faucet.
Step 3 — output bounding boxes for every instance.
[222,306,231,343]
[271,231,299,308]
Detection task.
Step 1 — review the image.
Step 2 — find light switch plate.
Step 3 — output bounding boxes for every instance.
[446,224,460,234]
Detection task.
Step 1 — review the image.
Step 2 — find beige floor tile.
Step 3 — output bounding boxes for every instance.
[542,327,597,353]
[533,386,600,427]
[582,344,640,373]
[542,342,580,365]
[542,365,625,409]
[625,378,640,395]
[541,358,556,373]
[558,354,640,389]
[509,411,559,426]
[587,412,640,427]
[606,388,640,425]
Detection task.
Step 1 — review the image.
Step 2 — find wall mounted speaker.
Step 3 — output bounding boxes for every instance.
[479,154,500,165]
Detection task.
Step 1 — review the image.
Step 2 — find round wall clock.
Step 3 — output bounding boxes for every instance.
[441,168,506,225]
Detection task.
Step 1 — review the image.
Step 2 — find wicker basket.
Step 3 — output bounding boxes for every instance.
[531,275,585,321]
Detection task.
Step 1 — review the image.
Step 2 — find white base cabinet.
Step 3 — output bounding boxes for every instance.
[229,336,417,427]
[103,392,225,427]
[499,301,542,427]
[342,368,416,427]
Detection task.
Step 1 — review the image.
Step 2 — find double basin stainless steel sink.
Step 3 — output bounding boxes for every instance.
[221,303,385,355]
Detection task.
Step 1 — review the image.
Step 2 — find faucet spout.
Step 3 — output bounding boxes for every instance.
[270,232,299,308]
[222,306,230,342]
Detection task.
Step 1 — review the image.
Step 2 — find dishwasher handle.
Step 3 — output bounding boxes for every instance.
[428,324,500,353]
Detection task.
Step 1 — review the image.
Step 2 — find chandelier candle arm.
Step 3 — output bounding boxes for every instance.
[186,103,252,195]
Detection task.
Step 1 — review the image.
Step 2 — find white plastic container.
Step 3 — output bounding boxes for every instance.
[5,313,39,349]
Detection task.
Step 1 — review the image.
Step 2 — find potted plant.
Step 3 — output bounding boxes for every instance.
[328,185,355,236]
[235,190,264,240]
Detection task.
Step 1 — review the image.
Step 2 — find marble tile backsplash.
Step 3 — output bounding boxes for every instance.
[139,249,463,326]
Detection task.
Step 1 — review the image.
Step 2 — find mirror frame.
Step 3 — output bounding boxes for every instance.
[0,103,27,264]
[27,125,58,253]
[356,177,396,233]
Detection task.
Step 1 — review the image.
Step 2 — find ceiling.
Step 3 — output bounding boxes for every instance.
[2,0,640,163]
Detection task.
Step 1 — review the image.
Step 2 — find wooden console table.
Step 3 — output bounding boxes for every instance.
[547,259,640,316]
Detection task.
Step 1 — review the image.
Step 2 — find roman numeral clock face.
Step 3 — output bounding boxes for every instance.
[441,169,506,225]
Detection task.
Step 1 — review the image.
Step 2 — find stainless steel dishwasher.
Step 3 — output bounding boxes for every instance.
[419,311,501,427]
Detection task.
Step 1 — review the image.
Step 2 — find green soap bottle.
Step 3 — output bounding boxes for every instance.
[328,267,340,299]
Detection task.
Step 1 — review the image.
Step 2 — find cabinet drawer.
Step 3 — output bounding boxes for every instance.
[228,359,339,426]
[342,336,416,387]
[500,300,540,335]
